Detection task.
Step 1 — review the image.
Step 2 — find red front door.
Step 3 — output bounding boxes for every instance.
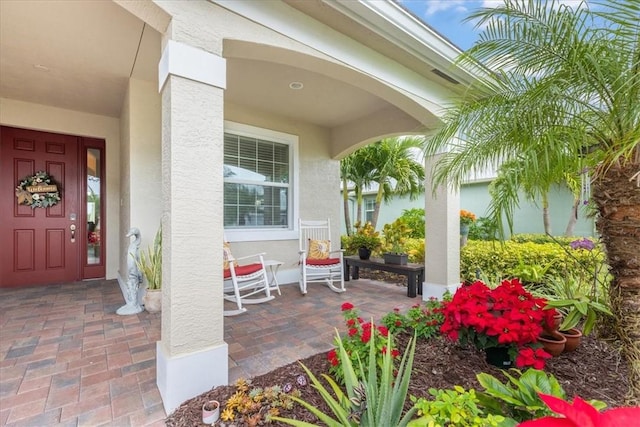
[0,126,81,287]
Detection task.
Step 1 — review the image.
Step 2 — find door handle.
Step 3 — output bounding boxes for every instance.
[70,224,76,242]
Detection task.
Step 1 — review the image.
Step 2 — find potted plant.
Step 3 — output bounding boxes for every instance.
[346,221,382,260]
[202,399,220,425]
[382,219,410,265]
[136,226,162,313]
[440,278,556,369]
[459,209,476,247]
[534,273,612,336]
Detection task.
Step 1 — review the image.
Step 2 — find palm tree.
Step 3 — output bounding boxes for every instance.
[365,137,426,229]
[340,148,375,232]
[422,0,640,403]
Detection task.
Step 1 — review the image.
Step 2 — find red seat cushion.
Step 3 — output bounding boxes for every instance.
[223,263,263,279]
[306,257,340,266]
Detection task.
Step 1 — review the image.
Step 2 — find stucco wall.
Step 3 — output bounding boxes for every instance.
[342,182,596,237]
[0,97,121,280]
[224,103,341,284]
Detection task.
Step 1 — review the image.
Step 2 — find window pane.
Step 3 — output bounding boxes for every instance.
[87,148,101,265]
[223,130,291,229]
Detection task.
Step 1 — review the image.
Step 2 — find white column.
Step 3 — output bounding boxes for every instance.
[423,153,461,299]
[156,40,228,414]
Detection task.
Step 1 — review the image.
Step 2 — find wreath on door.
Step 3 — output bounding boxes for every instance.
[15,171,61,208]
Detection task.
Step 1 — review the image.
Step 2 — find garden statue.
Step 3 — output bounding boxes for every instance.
[116,227,144,315]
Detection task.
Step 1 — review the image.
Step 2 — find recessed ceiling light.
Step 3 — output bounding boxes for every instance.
[33,64,50,72]
[289,81,304,90]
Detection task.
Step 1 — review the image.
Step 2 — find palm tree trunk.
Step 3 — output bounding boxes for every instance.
[355,188,363,225]
[342,179,352,235]
[564,198,580,236]
[542,194,552,235]
[592,160,640,405]
[371,188,384,229]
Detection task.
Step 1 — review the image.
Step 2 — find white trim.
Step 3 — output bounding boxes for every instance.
[422,282,461,300]
[212,0,457,110]
[223,121,300,242]
[158,40,227,91]
[156,342,229,415]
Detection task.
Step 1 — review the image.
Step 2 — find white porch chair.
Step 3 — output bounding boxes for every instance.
[298,218,345,295]
[223,245,274,316]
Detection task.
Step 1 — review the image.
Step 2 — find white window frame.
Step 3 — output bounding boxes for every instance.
[223,121,299,242]
[365,197,375,223]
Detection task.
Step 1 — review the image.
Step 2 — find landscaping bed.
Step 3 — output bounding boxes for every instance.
[165,332,629,426]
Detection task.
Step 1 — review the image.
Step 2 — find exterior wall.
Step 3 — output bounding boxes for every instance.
[342,182,595,237]
[0,97,121,279]
[225,103,341,285]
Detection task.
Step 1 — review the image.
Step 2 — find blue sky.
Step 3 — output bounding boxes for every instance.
[398,1,592,51]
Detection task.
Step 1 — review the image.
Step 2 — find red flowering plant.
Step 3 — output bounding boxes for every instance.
[440,278,558,369]
[327,302,400,385]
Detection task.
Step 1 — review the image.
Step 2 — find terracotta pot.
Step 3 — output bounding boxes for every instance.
[202,400,220,425]
[559,328,582,352]
[544,312,563,333]
[538,330,566,356]
[143,289,162,313]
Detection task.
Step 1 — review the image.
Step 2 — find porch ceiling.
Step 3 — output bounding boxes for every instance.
[0,0,416,135]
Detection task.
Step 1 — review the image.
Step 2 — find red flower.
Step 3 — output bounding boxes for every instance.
[519,393,640,427]
[341,302,354,311]
[361,329,372,344]
[391,349,400,358]
[327,349,339,366]
[348,328,358,337]
[395,320,402,327]
[346,318,356,327]
[515,347,551,369]
[377,325,389,337]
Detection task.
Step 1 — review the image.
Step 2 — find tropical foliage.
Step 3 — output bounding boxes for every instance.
[421,0,640,401]
[341,137,425,230]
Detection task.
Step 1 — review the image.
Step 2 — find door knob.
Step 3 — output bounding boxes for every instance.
[70,224,76,242]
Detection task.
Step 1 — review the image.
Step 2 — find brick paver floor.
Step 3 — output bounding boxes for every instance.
[1,276,417,426]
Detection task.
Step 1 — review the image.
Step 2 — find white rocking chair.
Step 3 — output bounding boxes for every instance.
[223,249,274,316]
[298,218,345,295]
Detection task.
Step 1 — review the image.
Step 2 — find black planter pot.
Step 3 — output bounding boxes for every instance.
[485,346,513,368]
[358,247,371,260]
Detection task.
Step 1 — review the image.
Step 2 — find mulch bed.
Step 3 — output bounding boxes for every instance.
[166,271,631,426]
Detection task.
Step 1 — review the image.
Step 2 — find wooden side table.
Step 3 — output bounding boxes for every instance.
[263,260,283,295]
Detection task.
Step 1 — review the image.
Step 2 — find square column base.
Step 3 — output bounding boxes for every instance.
[156,341,229,415]
[422,282,461,301]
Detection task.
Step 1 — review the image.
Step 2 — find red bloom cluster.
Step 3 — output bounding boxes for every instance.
[327,302,400,383]
[440,279,556,369]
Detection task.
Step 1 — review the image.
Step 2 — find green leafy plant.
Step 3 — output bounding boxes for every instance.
[273,330,417,427]
[135,226,162,290]
[345,221,382,254]
[536,274,612,335]
[382,218,411,253]
[398,208,426,239]
[468,216,499,241]
[382,297,448,340]
[409,386,508,427]
[476,369,606,422]
[327,303,398,385]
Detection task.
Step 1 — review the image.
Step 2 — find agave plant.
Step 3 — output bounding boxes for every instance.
[272,324,417,426]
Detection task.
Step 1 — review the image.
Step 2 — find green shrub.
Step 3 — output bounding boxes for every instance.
[381,297,448,340]
[460,240,606,284]
[398,208,426,239]
[509,233,591,246]
[468,216,499,241]
[405,238,425,263]
[409,386,507,427]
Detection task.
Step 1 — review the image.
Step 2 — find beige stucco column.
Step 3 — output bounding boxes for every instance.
[156,39,227,414]
[423,153,461,299]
